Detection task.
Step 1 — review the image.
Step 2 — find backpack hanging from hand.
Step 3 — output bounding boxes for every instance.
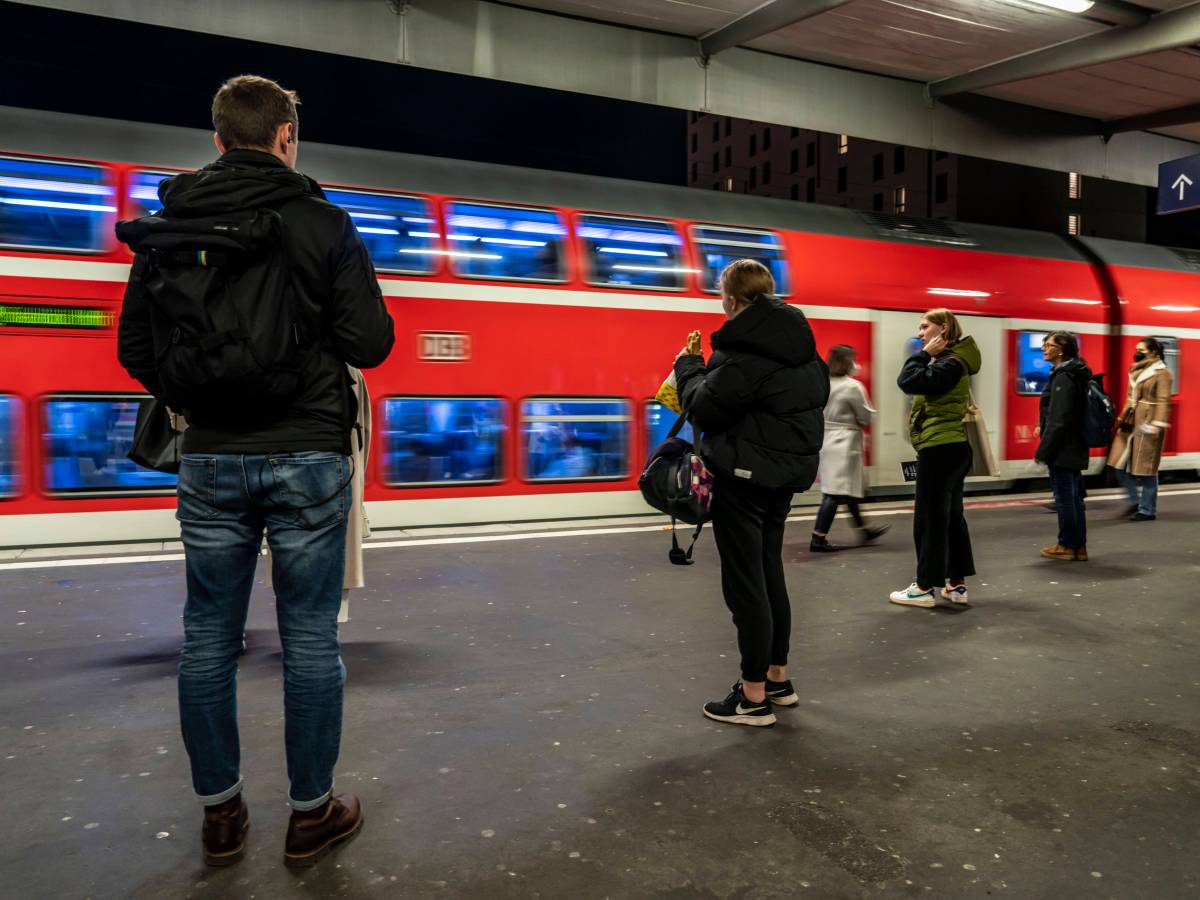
[637,412,714,565]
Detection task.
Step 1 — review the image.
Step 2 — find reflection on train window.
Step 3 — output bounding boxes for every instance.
[1149,336,1181,396]
[445,202,566,283]
[380,397,506,486]
[127,170,173,219]
[42,396,177,494]
[522,399,629,481]
[323,189,438,275]
[645,401,693,451]
[1016,331,1051,395]
[578,214,685,290]
[0,396,20,499]
[692,225,788,296]
[0,156,114,253]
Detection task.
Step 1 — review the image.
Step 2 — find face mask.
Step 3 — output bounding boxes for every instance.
[1134,350,1147,363]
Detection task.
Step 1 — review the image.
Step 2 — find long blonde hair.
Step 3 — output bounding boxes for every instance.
[923,308,963,345]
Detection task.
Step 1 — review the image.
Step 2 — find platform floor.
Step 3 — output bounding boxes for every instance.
[2,489,1199,899]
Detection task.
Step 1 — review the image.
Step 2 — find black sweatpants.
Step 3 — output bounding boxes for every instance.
[913,441,975,589]
[711,475,794,683]
[814,494,865,534]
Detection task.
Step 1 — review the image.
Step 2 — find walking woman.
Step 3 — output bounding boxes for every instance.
[1108,337,1172,521]
[810,345,889,552]
[889,309,979,608]
[1035,332,1092,561]
[674,259,828,727]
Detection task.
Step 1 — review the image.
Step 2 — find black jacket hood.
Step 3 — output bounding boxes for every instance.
[159,149,323,217]
[712,296,816,367]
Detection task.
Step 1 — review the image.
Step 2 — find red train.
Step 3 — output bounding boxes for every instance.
[0,105,1196,547]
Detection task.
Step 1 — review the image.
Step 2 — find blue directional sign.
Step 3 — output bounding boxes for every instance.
[1158,153,1200,215]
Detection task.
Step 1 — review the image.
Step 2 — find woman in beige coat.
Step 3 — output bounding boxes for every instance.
[1107,337,1172,521]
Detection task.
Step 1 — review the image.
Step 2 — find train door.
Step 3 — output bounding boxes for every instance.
[869,311,1004,490]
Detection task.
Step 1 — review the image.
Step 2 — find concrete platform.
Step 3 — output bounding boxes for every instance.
[2,489,1199,899]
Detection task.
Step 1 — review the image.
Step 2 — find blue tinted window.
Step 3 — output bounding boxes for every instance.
[1016,331,1051,395]
[323,189,437,274]
[579,214,685,290]
[645,401,693,450]
[381,398,506,485]
[43,397,177,494]
[0,396,20,499]
[0,156,114,253]
[522,399,629,481]
[446,203,566,282]
[693,225,788,296]
[127,171,172,219]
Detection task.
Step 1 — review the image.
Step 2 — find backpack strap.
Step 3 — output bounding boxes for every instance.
[668,518,705,566]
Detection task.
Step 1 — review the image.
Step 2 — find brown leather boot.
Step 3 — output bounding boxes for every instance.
[1040,544,1077,561]
[202,794,249,866]
[284,794,364,868]
[1074,547,1089,561]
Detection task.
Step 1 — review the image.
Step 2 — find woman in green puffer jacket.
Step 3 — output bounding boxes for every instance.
[888,308,980,609]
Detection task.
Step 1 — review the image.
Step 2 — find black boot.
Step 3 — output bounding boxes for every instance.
[809,534,841,553]
[859,523,890,544]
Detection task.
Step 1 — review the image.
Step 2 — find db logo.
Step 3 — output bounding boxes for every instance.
[418,332,471,361]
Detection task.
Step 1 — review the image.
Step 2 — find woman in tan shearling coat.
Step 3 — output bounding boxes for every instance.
[1107,337,1172,521]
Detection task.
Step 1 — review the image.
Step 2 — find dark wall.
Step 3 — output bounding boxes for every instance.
[1146,203,1200,250]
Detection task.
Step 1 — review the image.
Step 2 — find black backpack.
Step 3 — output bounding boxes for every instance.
[115,209,308,421]
[638,413,714,565]
[1081,373,1116,449]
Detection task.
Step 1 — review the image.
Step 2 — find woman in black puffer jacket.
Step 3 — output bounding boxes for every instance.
[675,259,829,727]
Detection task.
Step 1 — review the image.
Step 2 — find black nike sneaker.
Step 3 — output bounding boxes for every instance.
[765,678,799,707]
[702,683,776,727]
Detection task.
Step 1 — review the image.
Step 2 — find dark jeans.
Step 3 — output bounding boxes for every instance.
[913,442,975,589]
[711,475,794,683]
[176,451,350,811]
[814,494,865,534]
[1048,465,1087,549]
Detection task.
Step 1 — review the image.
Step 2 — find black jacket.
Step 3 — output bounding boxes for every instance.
[1036,357,1092,470]
[117,149,395,454]
[674,296,828,491]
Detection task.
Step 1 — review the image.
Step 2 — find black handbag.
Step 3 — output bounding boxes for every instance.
[128,398,182,474]
[638,411,713,565]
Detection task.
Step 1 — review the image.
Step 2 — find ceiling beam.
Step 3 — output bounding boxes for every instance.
[1085,0,1152,28]
[928,0,1200,101]
[698,0,853,60]
[1103,100,1200,136]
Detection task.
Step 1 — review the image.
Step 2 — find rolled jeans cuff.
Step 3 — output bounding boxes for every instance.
[196,777,243,807]
[289,787,332,812]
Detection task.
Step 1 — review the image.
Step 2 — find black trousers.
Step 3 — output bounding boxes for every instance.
[913,442,975,589]
[711,475,794,683]
[814,494,865,534]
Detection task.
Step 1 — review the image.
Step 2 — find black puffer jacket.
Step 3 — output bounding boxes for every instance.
[1036,356,1093,470]
[674,296,828,491]
[117,149,395,454]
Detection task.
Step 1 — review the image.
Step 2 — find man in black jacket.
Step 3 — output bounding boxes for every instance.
[1035,331,1091,561]
[117,76,394,867]
[675,259,828,727]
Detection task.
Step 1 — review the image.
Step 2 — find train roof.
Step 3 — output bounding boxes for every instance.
[2,104,1195,276]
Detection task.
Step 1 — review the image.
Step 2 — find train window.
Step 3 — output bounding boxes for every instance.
[1148,336,1181,396]
[0,396,20,499]
[0,156,114,253]
[379,397,506,486]
[1015,331,1051,395]
[126,170,173,219]
[42,395,177,495]
[578,214,686,291]
[445,202,566,283]
[692,225,789,296]
[645,401,693,450]
[522,398,630,482]
[322,189,438,275]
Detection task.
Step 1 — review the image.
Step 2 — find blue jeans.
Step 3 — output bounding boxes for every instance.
[1048,465,1087,550]
[1116,466,1158,516]
[176,452,350,810]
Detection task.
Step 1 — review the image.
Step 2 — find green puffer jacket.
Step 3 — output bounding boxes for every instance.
[897,335,982,451]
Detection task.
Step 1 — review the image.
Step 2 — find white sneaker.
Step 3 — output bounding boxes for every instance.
[941,582,969,605]
[889,583,936,608]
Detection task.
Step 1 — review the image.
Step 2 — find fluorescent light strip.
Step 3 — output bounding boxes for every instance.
[0,176,111,196]
[407,232,441,239]
[1008,0,1094,12]
[927,287,990,298]
[355,226,400,236]
[348,211,397,221]
[1048,297,1102,305]
[1150,305,1200,312]
[401,216,435,224]
[399,249,502,260]
[598,246,668,257]
[0,198,116,212]
[480,237,546,247]
[128,187,161,201]
[612,264,700,273]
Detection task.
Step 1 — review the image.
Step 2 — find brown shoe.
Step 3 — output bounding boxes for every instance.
[1040,544,1078,561]
[202,794,249,866]
[1074,547,1088,561]
[284,794,364,868]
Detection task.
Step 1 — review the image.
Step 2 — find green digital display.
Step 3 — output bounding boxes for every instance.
[0,304,115,330]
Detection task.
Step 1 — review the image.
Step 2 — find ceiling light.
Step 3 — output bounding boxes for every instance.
[1014,0,1095,13]
[927,288,990,298]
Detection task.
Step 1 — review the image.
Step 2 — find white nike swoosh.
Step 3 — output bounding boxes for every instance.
[736,704,765,715]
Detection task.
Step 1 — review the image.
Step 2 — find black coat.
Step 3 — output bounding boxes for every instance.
[1036,357,1092,470]
[674,296,829,491]
[117,149,395,454]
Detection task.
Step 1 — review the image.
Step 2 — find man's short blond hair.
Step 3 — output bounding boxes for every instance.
[720,259,775,305]
[212,75,300,151]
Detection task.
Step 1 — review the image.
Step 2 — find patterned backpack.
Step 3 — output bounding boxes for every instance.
[638,412,714,565]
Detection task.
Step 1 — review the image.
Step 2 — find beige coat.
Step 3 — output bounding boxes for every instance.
[817,376,874,498]
[1107,360,1171,476]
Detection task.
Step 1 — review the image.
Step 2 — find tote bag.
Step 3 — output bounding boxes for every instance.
[963,391,1000,477]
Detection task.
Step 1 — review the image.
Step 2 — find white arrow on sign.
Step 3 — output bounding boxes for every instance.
[1173,173,1193,200]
